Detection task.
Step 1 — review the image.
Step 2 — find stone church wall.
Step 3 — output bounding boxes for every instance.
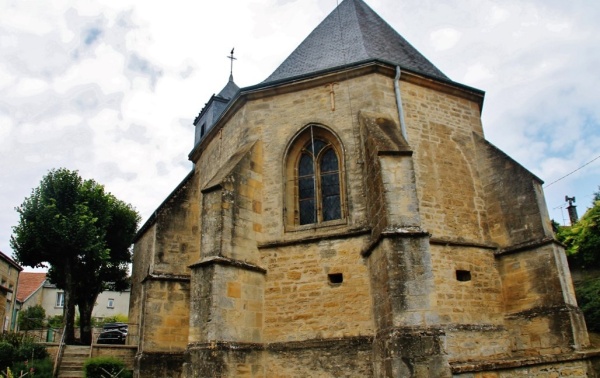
[402,81,490,244]
[131,64,597,377]
[129,224,155,346]
[261,237,374,342]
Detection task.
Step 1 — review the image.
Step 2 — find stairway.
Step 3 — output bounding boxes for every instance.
[57,345,90,378]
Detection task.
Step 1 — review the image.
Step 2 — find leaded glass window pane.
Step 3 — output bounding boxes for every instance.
[321,172,340,197]
[321,149,338,173]
[299,199,316,225]
[299,153,314,176]
[299,177,314,200]
[322,195,341,221]
[306,139,326,156]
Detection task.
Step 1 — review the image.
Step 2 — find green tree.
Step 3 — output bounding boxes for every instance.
[11,168,140,345]
[555,187,600,332]
[18,305,46,330]
[557,189,600,269]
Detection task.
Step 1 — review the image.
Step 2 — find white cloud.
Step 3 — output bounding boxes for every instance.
[430,28,462,51]
[13,78,49,97]
[462,63,494,85]
[1,0,599,256]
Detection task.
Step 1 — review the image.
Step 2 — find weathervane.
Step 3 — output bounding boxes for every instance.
[227,48,236,79]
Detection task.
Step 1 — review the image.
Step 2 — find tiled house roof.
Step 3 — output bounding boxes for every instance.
[16,272,46,303]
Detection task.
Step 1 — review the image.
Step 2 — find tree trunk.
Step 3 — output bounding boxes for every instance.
[64,264,76,344]
[78,295,97,345]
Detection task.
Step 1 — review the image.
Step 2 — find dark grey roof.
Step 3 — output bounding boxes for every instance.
[218,75,240,99]
[264,0,448,83]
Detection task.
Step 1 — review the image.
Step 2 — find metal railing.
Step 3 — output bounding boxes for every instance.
[52,326,66,378]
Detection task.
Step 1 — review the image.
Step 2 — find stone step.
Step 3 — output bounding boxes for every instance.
[60,360,87,367]
[58,346,91,378]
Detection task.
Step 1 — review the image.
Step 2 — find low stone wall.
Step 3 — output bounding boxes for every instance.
[91,345,137,370]
[44,342,136,372]
[44,343,60,362]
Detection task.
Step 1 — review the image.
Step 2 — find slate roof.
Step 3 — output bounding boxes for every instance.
[16,272,46,303]
[264,0,448,83]
[218,75,240,100]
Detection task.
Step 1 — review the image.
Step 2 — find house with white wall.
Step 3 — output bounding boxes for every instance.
[16,272,130,327]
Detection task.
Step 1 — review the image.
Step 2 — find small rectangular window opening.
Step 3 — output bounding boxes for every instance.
[56,292,65,308]
[107,298,115,308]
[456,270,471,282]
[328,273,343,285]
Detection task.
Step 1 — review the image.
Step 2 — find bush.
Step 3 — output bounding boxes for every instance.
[84,356,132,378]
[98,314,128,327]
[18,305,46,330]
[0,342,16,371]
[15,342,48,361]
[575,276,600,332]
[0,331,30,349]
[47,314,64,328]
[10,358,53,378]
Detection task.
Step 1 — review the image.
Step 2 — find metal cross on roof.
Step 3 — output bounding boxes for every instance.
[227,48,236,77]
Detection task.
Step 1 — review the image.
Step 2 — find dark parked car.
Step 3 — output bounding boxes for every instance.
[97,323,128,344]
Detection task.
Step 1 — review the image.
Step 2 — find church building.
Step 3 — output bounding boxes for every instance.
[128,0,598,376]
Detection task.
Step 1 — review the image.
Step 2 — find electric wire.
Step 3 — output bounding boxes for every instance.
[544,154,600,188]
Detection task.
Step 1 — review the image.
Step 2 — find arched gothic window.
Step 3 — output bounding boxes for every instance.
[285,125,345,227]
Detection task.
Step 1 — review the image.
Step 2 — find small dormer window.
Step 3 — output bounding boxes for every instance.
[200,123,206,138]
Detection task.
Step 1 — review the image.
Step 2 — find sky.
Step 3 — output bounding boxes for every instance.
[1,0,599,263]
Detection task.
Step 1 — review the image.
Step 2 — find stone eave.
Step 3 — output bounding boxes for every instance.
[474,132,545,185]
[188,59,485,163]
[0,250,23,271]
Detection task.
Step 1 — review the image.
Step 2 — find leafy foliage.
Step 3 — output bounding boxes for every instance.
[10,358,53,378]
[15,341,48,361]
[555,187,600,332]
[47,314,64,328]
[84,356,132,378]
[574,277,600,332]
[556,191,600,269]
[0,332,28,349]
[99,314,128,326]
[0,342,16,371]
[18,305,46,330]
[11,168,140,344]
[0,333,49,377]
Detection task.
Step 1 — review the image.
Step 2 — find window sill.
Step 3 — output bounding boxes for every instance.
[286,218,347,232]
[258,225,370,249]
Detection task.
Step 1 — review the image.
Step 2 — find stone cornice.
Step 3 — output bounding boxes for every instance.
[189,256,267,275]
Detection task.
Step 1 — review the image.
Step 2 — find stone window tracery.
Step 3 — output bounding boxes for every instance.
[285,125,345,228]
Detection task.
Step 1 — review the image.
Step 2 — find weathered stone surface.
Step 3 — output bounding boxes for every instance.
[129,54,595,378]
[136,351,185,378]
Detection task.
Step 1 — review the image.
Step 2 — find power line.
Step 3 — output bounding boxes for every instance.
[544,154,600,188]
